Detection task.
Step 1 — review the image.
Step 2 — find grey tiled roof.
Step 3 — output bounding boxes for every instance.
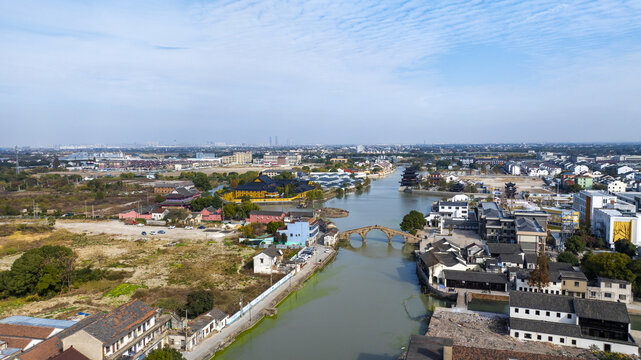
[509,291,574,313]
[574,298,630,323]
[486,243,522,255]
[259,247,282,258]
[510,317,582,337]
[443,270,507,284]
[83,300,156,345]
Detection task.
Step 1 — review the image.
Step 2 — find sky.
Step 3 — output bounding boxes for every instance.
[1,0,641,146]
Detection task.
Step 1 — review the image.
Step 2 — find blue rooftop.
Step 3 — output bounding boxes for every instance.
[0,315,76,329]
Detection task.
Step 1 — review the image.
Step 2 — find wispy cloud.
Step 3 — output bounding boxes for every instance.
[1,0,640,145]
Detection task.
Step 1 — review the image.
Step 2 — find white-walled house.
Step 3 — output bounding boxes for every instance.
[253,247,283,274]
[618,166,634,175]
[509,292,638,355]
[608,180,627,193]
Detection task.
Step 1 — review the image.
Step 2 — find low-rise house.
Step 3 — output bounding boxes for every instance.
[608,180,627,193]
[150,207,169,221]
[185,212,202,226]
[185,309,228,351]
[248,210,287,224]
[442,270,508,292]
[434,201,469,219]
[416,239,479,289]
[323,228,339,246]
[118,205,156,221]
[509,292,638,355]
[586,277,632,304]
[160,187,201,208]
[62,299,171,359]
[200,207,222,221]
[253,247,283,274]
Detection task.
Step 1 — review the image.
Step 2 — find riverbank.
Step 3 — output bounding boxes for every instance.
[184,246,338,360]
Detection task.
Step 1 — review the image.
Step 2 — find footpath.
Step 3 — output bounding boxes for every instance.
[184,245,337,360]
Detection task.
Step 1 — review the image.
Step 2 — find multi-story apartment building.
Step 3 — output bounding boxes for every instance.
[509,292,638,355]
[592,208,641,247]
[572,190,616,227]
[476,203,547,253]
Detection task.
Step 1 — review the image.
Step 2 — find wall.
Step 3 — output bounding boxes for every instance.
[226,271,294,326]
[63,330,103,360]
[510,306,576,324]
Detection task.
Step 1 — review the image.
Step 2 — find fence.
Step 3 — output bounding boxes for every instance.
[225,270,295,326]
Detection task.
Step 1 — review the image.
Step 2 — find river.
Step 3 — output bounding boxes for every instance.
[215,169,451,360]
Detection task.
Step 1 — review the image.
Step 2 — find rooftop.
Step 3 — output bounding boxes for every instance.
[82,300,156,346]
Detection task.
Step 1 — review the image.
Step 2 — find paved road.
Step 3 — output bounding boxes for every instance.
[184,244,335,360]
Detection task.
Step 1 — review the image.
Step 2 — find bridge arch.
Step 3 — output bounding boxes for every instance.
[338,225,421,245]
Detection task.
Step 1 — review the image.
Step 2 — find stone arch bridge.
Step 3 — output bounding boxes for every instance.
[338,225,421,244]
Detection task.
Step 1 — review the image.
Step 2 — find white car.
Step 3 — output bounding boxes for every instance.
[168,226,175,229]
[150,231,156,235]
[137,224,144,227]
[185,226,193,230]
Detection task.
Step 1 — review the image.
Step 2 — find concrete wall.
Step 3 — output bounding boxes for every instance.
[63,330,103,360]
[510,306,576,324]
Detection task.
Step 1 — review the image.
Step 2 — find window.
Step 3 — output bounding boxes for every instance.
[605,282,612,288]
[525,309,530,314]
[619,294,627,300]
[590,291,597,297]
[604,292,612,298]
[560,338,565,344]
[548,336,553,341]
[537,335,542,340]
[557,313,561,318]
[514,308,519,313]
[567,314,572,319]
[514,332,519,338]
[524,333,532,339]
[574,281,579,287]
[619,283,627,289]
[535,310,540,315]
[260,258,264,264]
[571,340,576,345]
[546,311,550,317]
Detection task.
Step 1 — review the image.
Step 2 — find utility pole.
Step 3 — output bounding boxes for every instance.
[184,309,188,350]
[85,200,87,218]
[92,205,94,219]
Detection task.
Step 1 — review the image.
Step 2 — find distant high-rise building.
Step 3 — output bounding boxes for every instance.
[269,136,272,147]
[275,136,278,146]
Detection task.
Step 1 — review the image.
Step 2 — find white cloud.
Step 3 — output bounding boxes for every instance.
[1,0,640,145]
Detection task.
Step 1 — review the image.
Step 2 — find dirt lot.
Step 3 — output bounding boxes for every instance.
[460,175,551,193]
[426,308,595,358]
[0,221,279,320]
[55,220,231,241]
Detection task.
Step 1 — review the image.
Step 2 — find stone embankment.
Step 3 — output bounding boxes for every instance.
[319,207,349,218]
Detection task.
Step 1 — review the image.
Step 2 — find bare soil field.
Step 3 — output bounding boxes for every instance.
[0,220,279,320]
[460,175,551,193]
[55,220,230,242]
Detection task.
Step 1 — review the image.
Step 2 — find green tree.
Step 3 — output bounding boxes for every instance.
[154,194,166,203]
[528,255,550,290]
[47,216,56,227]
[400,210,427,235]
[266,221,285,234]
[564,236,586,254]
[615,239,637,258]
[192,172,212,191]
[223,203,237,219]
[7,245,76,297]
[185,290,213,318]
[95,191,105,201]
[626,259,641,298]
[566,184,583,193]
[557,251,579,266]
[146,347,186,360]
[335,188,345,198]
[581,252,635,282]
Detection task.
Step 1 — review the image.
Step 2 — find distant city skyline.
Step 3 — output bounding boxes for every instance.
[2,1,641,146]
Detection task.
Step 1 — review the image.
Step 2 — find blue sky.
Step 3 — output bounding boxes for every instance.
[1,0,641,146]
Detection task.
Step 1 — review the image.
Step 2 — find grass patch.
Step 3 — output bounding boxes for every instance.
[105,283,145,298]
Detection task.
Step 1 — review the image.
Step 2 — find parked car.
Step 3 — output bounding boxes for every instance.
[185,226,193,230]
[137,223,144,227]
[158,230,166,234]
[141,231,146,235]
[150,231,156,235]
[168,226,175,229]
[198,225,206,229]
